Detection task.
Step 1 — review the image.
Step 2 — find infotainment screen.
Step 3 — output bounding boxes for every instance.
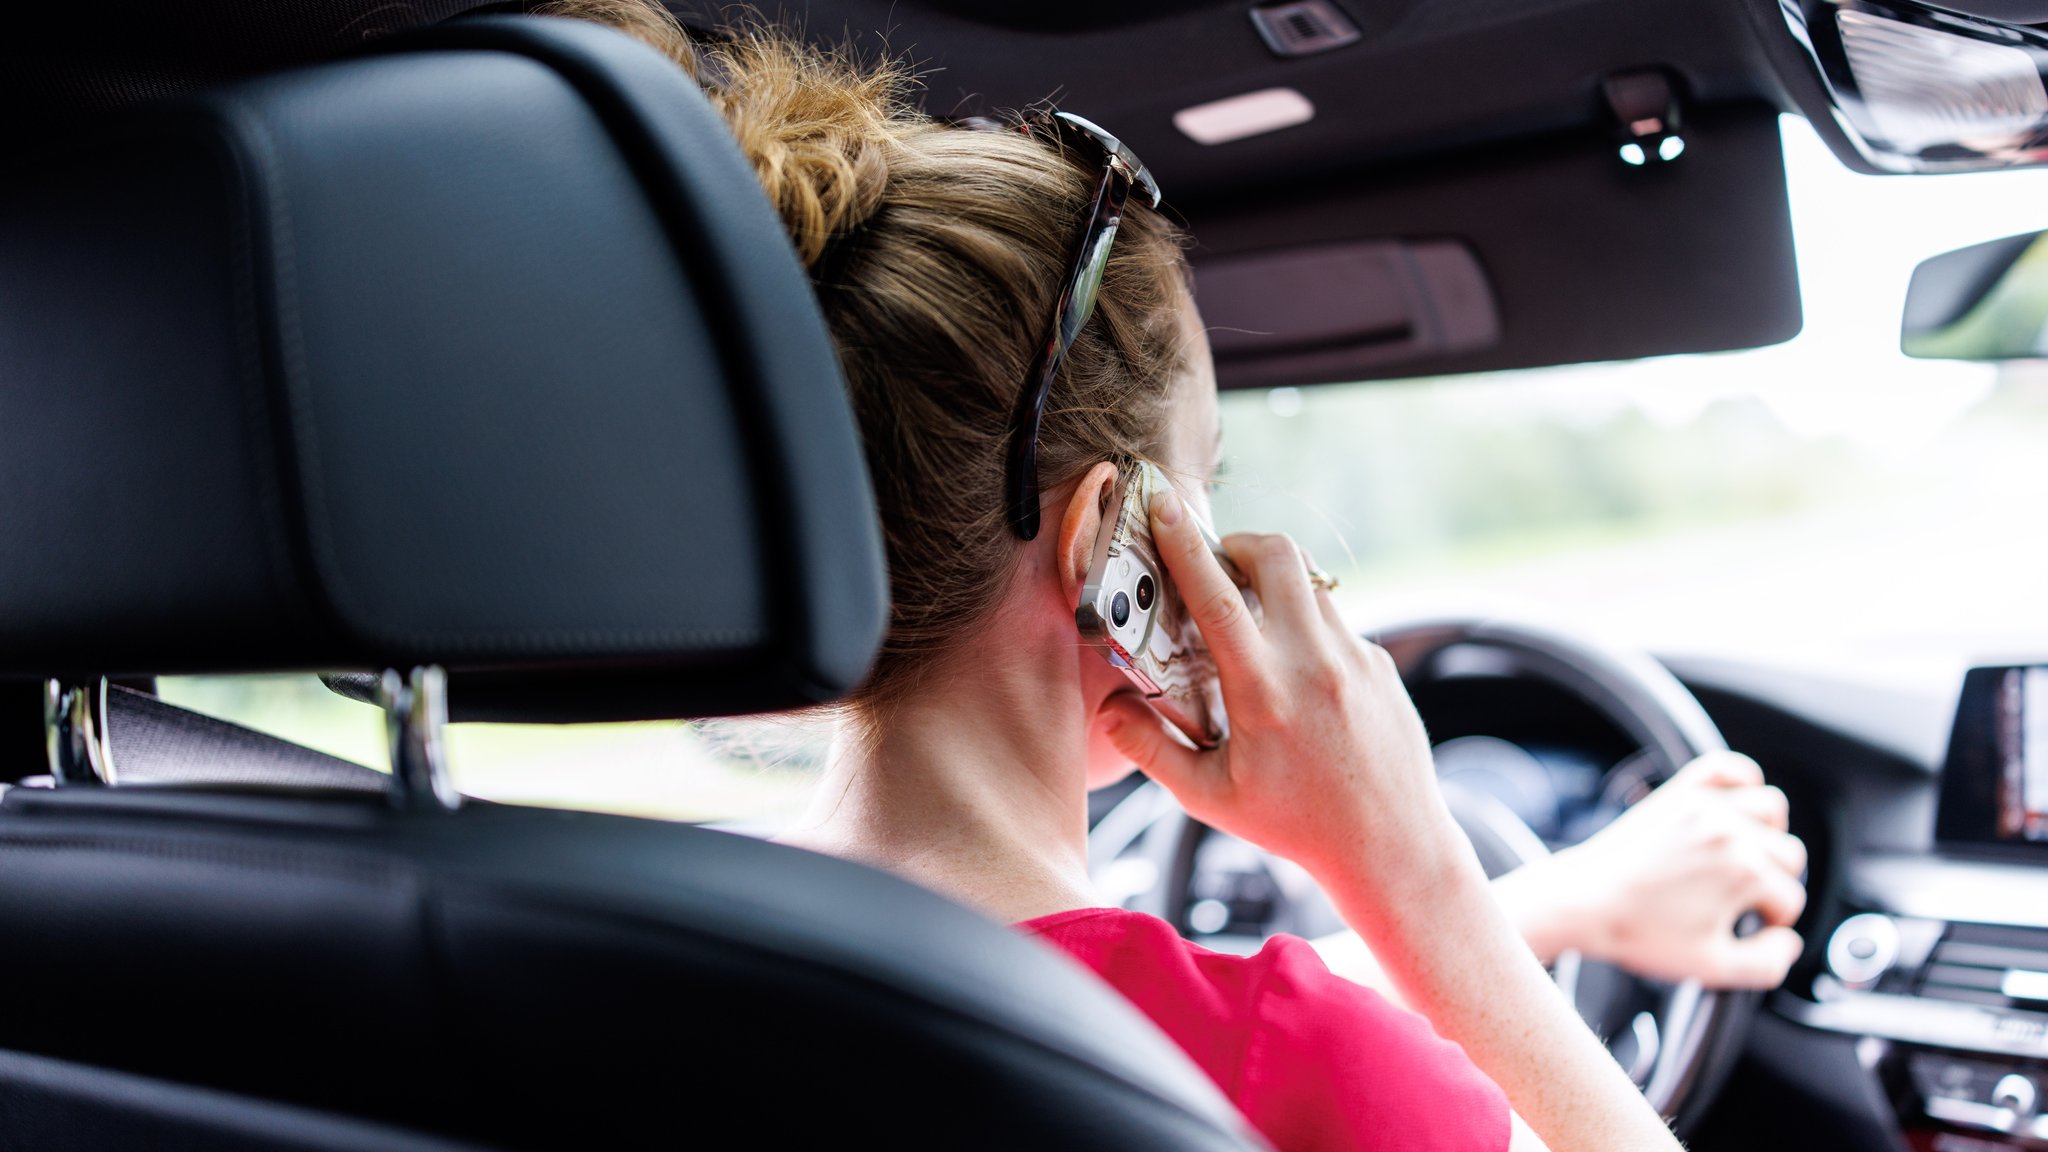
[1937,665,2048,850]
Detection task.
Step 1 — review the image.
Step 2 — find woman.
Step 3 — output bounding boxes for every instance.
[551,5,1807,1148]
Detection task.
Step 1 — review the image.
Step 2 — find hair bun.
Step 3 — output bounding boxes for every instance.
[703,32,905,269]
[542,3,909,268]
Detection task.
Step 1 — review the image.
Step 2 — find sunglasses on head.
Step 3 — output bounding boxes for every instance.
[959,111,1162,541]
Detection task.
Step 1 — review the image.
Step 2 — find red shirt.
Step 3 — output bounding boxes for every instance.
[1020,907,1509,1152]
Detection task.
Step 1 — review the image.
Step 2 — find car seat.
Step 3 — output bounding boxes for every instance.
[0,17,1264,1150]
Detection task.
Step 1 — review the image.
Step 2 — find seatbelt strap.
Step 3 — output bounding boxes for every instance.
[103,685,388,795]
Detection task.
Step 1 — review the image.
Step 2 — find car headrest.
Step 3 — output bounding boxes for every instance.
[0,16,889,722]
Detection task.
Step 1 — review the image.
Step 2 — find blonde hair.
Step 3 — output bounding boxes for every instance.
[545,1,1194,716]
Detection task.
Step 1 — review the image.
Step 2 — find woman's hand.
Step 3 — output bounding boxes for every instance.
[1098,487,1468,900]
[1102,488,1682,1151]
[1499,751,1808,989]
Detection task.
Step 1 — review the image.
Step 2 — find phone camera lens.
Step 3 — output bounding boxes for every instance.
[1135,574,1155,612]
[1110,591,1131,628]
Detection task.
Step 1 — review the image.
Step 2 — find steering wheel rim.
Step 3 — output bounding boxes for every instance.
[1090,615,1757,1137]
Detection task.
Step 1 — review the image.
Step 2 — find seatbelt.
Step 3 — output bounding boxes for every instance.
[102,685,388,795]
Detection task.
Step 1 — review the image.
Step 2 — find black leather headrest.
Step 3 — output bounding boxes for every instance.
[0,17,888,721]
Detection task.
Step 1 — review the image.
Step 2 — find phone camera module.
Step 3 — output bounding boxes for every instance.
[1110,590,1131,628]
[1135,573,1155,612]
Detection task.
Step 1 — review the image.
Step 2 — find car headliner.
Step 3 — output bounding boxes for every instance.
[1,0,1872,383]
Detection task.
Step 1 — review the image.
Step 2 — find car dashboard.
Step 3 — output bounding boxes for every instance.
[1696,660,2048,1152]
[1107,646,2048,1152]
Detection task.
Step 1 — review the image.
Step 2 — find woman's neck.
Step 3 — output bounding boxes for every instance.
[782,643,1104,924]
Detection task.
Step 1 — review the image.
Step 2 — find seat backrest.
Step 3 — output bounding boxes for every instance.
[0,15,883,722]
[0,17,1263,1151]
[0,784,1260,1150]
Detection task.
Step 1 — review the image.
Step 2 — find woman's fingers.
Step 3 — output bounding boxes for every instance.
[1673,753,1790,836]
[1726,784,1791,832]
[1744,852,1809,927]
[1296,546,1352,635]
[1219,531,1318,636]
[1763,830,1808,877]
[1676,750,1766,790]
[1100,691,1226,809]
[1315,584,1349,636]
[1708,926,1805,990]
[1149,489,1263,675]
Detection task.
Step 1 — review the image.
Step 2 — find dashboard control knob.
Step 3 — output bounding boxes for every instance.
[1828,913,1901,989]
[1995,1074,2037,1118]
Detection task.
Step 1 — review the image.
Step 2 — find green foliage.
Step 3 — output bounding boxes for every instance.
[1211,372,1871,582]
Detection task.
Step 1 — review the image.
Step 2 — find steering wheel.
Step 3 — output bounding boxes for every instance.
[1087,616,1758,1137]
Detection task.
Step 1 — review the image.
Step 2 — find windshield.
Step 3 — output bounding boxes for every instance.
[160,114,2048,824]
[1213,115,2048,696]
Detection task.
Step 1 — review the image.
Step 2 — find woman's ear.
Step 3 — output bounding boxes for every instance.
[1057,461,1122,606]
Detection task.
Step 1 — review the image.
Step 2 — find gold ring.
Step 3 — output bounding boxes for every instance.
[1308,567,1339,593]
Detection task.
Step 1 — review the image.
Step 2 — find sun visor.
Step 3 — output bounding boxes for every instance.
[1189,103,1802,389]
[1200,240,1500,378]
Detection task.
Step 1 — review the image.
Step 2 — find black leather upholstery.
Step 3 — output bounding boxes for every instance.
[0,17,1265,1152]
[0,786,1260,1149]
[0,1046,492,1152]
[80,689,1261,1149]
[0,16,886,722]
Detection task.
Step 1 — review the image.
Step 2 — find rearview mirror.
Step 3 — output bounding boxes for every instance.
[1902,230,2048,360]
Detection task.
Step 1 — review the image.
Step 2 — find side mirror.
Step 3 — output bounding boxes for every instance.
[1901,230,2048,360]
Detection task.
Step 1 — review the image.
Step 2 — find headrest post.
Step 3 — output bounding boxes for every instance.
[376,667,459,812]
[42,678,115,786]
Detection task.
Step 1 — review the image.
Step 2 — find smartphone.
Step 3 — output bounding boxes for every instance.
[1076,460,1254,749]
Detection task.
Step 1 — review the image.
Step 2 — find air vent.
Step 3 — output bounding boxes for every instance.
[1250,1,1362,58]
[1919,922,2048,1008]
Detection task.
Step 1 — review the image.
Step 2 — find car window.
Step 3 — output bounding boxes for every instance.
[154,674,832,828]
[1214,115,2048,696]
[161,115,2048,824]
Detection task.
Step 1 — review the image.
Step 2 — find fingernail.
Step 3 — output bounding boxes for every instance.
[1151,488,1183,526]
